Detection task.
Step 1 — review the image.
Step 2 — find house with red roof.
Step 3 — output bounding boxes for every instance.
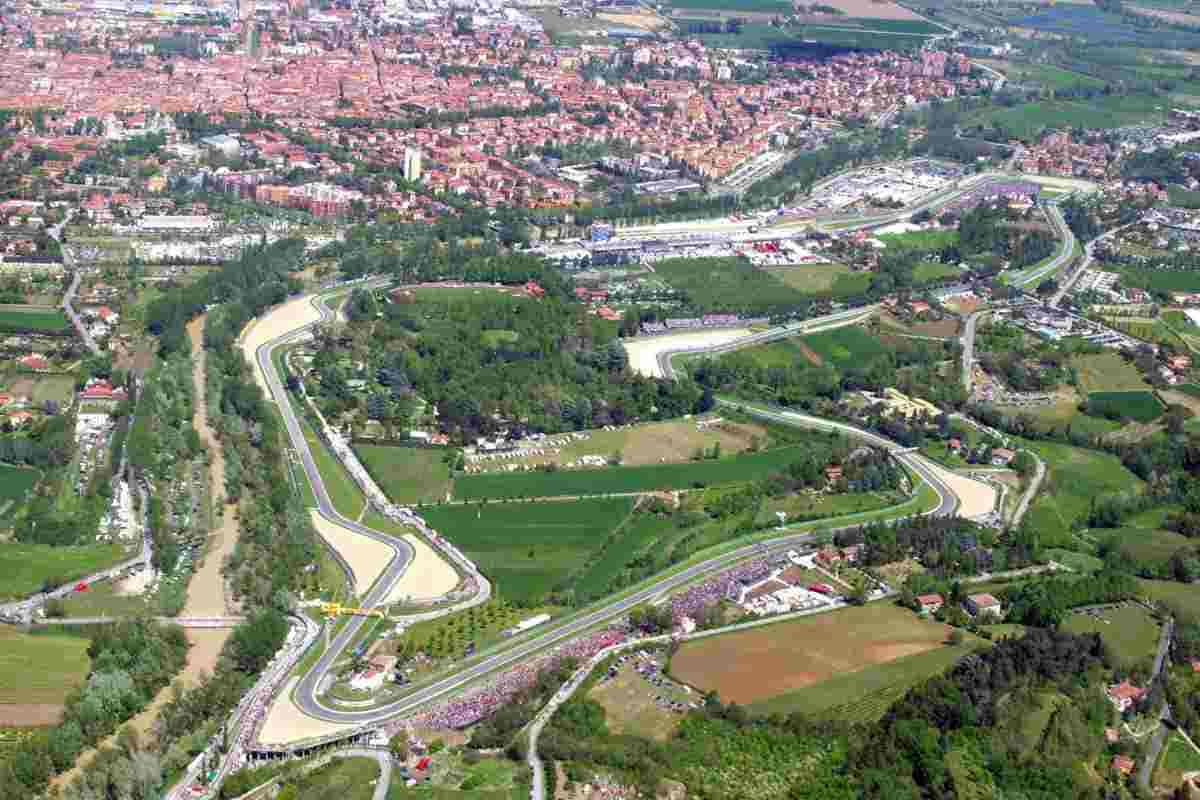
[18,354,49,371]
[965,593,1003,619]
[79,379,128,405]
[524,280,545,298]
[917,593,944,615]
[1111,755,1135,776]
[1107,680,1147,713]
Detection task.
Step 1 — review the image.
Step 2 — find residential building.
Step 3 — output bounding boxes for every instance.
[916,593,944,615]
[964,593,1003,619]
[1107,680,1147,713]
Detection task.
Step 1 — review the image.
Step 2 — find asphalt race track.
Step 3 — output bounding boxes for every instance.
[255,285,962,729]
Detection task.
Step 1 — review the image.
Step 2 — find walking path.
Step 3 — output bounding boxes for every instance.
[1009,450,1046,527]
[184,315,239,619]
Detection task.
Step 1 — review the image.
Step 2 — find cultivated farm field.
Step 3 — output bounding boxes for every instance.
[1072,352,1150,394]
[651,256,807,315]
[0,305,69,333]
[420,498,633,605]
[452,444,813,500]
[1085,390,1163,423]
[0,626,89,725]
[670,604,955,704]
[746,637,985,721]
[766,263,871,297]
[802,325,888,366]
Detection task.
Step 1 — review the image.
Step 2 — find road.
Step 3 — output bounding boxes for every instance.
[1137,616,1175,794]
[961,309,986,397]
[255,287,961,727]
[337,747,393,800]
[1048,222,1135,308]
[649,305,877,379]
[0,549,151,623]
[1007,203,1076,290]
[253,286,494,724]
[1009,451,1046,528]
[48,211,101,356]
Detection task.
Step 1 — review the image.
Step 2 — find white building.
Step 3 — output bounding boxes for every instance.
[404,147,423,183]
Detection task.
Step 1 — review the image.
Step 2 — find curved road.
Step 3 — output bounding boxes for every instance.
[253,286,493,724]
[251,286,964,729]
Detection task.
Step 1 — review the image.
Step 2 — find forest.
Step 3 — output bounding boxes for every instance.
[310,281,707,441]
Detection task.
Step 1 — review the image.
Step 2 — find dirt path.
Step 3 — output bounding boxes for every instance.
[184,315,239,618]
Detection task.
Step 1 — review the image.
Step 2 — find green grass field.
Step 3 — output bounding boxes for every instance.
[877,230,959,250]
[452,444,815,501]
[1044,548,1104,574]
[767,263,867,296]
[1062,605,1160,668]
[0,464,40,510]
[1073,352,1149,393]
[1138,578,1200,610]
[0,542,127,601]
[652,256,807,315]
[0,625,90,707]
[1103,527,1192,564]
[284,757,379,800]
[965,94,1166,141]
[1086,391,1163,422]
[389,787,524,800]
[0,306,69,333]
[1023,440,1144,546]
[746,637,983,721]
[300,416,365,519]
[1118,266,1200,293]
[803,325,888,366]
[1175,383,1200,399]
[420,498,634,605]
[913,261,963,285]
[481,329,520,347]
[356,445,453,505]
[1006,64,1108,89]
[57,579,151,618]
[573,514,667,602]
